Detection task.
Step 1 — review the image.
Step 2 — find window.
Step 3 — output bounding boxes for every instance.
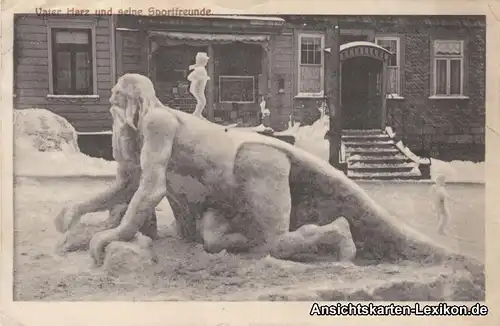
[219,76,255,103]
[375,36,400,95]
[432,40,464,96]
[50,28,94,95]
[298,33,324,97]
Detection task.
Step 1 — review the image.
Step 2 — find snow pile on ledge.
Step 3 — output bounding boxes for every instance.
[14,108,117,177]
[276,111,330,162]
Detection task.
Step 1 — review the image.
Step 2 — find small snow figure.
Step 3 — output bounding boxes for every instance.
[260,95,271,127]
[187,52,210,119]
[431,174,451,235]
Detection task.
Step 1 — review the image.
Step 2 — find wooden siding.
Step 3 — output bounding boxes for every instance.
[14,15,114,132]
[269,30,294,130]
[117,30,143,75]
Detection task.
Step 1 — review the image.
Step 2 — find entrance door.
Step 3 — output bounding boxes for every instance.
[341,56,383,129]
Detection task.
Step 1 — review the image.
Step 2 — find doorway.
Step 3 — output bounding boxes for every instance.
[341,56,383,130]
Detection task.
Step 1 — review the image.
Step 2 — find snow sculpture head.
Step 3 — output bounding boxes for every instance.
[194,52,209,67]
[109,73,161,130]
[189,52,210,71]
[435,174,447,186]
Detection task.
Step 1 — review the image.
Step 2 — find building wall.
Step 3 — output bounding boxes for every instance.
[14,15,114,132]
[270,24,331,130]
[289,16,485,160]
[383,22,485,159]
[268,28,295,130]
[116,17,287,127]
[116,30,143,76]
[14,15,485,160]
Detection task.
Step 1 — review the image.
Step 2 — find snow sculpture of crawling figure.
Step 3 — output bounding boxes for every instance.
[187,52,210,119]
[54,73,470,268]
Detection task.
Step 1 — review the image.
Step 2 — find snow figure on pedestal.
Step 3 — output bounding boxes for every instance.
[187,52,210,119]
[260,95,271,128]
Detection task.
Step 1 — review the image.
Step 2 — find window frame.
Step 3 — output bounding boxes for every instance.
[47,19,98,97]
[432,39,465,97]
[219,75,256,104]
[297,32,325,98]
[374,35,401,96]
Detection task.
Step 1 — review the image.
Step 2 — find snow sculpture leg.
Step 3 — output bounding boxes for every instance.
[200,209,250,254]
[197,142,356,262]
[54,75,163,256]
[195,144,356,260]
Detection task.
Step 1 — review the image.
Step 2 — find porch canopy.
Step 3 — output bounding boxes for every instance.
[148,31,272,52]
[339,41,393,62]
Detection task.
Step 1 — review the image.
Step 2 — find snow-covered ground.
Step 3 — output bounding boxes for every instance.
[13,174,484,301]
[13,108,484,183]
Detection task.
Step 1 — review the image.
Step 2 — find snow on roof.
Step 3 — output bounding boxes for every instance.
[340,41,393,54]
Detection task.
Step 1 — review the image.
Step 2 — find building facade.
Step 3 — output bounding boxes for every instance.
[13,14,485,161]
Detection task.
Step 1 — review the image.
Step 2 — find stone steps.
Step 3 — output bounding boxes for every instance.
[342,129,424,180]
[346,147,401,156]
[343,140,395,147]
[349,162,417,173]
[348,154,409,164]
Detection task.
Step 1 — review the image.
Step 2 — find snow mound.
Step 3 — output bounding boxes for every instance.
[278,107,330,162]
[15,108,80,153]
[14,108,117,177]
[431,159,485,183]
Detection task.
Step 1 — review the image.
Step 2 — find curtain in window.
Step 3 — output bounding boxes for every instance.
[434,41,462,55]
